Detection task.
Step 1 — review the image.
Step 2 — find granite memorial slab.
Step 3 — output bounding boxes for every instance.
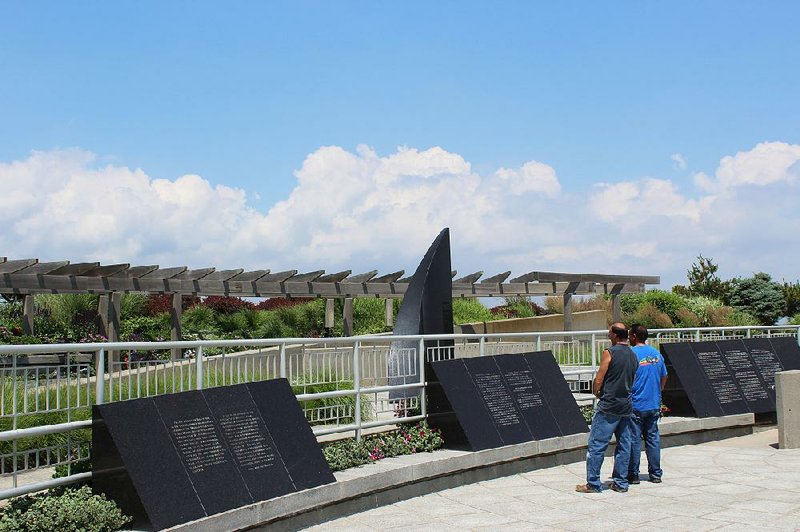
[429,351,587,451]
[93,379,334,530]
[661,338,800,418]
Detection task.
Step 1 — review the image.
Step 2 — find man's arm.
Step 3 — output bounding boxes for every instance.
[660,375,668,391]
[593,349,612,397]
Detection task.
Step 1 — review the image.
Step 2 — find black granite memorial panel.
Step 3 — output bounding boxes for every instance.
[466,357,532,445]
[93,378,334,530]
[202,385,296,500]
[430,352,586,451]
[691,341,749,415]
[429,358,503,450]
[522,352,589,436]
[93,399,206,530]
[745,338,785,402]
[660,342,724,418]
[770,337,800,371]
[247,379,336,489]
[717,340,772,414]
[493,354,561,440]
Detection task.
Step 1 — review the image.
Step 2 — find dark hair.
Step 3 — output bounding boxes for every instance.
[630,323,649,341]
[611,324,628,340]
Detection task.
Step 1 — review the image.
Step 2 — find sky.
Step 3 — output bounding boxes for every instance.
[1,2,799,289]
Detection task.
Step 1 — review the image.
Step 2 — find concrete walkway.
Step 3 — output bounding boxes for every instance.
[305,429,800,531]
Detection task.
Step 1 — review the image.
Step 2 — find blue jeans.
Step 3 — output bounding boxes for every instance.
[586,410,633,490]
[628,409,663,480]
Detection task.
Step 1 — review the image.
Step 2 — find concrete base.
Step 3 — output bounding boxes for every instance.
[166,414,754,532]
[776,370,800,449]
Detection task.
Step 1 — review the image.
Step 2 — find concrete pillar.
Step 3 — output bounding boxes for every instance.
[343,298,354,336]
[385,298,394,328]
[324,299,335,329]
[171,293,183,361]
[22,295,34,336]
[99,293,121,365]
[777,370,800,449]
[611,295,621,323]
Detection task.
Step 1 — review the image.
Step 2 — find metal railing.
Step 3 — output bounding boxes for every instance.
[0,324,797,499]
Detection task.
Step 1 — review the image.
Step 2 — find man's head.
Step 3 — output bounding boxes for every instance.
[629,323,648,346]
[608,322,628,345]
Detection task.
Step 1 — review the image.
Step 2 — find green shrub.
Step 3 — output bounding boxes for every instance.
[322,421,443,472]
[0,486,130,532]
[790,313,800,326]
[620,290,687,324]
[352,298,392,335]
[727,273,786,325]
[180,305,217,335]
[119,293,148,319]
[453,298,493,324]
[120,314,170,341]
[626,303,674,329]
[675,308,702,328]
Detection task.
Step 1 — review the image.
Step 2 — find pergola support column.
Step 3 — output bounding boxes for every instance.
[343,298,354,336]
[22,295,34,336]
[384,299,394,328]
[171,293,183,361]
[324,299,335,329]
[98,293,121,365]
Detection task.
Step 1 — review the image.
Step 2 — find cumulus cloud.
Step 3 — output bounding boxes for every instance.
[1,141,799,286]
[671,153,687,170]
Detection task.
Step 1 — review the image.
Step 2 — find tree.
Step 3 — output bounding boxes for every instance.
[683,255,726,300]
[727,273,786,326]
[783,281,800,317]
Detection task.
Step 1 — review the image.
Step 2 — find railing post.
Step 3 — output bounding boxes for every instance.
[536,334,542,352]
[591,333,597,369]
[279,343,287,379]
[479,336,485,357]
[353,340,361,442]
[95,348,106,405]
[695,329,701,342]
[195,346,204,390]
[796,327,800,346]
[747,327,752,338]
[419,336,427,420]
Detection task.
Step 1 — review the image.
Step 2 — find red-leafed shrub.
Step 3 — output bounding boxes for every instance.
[146,294,200,316]
[255,298,312,311]
[202,296,255,314]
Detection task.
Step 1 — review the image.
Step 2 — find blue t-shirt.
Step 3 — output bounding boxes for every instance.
[630,344,668,412]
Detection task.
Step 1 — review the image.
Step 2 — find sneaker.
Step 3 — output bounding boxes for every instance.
[575,484,602,493]
[627,476,640,485]
[650,477,662,484]
[609,483,628,493]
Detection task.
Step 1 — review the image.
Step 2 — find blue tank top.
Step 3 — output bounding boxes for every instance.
[598,343,638,416]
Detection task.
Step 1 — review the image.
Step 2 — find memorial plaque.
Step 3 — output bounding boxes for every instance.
[467,357,531,445]
[717,340,772,414]
[93,379,334,530]
[746,338,784,402]
[692,341,749,415]
[522,352,589,436]
[429,358,503,450]
[661,338,800,418]
[660,342,724,418]
[429,351,587,451]
[247,379,336,490]
[769,336,800,371]
[493,354,561,440]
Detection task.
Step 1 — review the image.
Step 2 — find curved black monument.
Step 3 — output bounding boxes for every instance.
[389,228,454,398]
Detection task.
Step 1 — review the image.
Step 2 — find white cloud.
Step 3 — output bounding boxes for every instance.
[671,153,687,170]
[1,141,800,288]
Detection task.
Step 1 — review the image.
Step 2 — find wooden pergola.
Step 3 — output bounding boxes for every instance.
[0,257,659,358]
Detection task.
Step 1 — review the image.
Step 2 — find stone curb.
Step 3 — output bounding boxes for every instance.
[166,414,754,532]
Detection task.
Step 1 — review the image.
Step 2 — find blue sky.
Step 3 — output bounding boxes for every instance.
[1,2,799,287]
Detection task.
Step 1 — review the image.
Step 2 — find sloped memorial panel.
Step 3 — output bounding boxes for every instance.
[661,338,800,418]
[429,351,587,451]
[93,379,334,530]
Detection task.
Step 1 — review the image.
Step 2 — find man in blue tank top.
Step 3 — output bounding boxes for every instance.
[627,324,668,484]
[576,322,639,493]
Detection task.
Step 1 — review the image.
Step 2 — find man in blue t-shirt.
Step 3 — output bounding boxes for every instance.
[627,324,668,484]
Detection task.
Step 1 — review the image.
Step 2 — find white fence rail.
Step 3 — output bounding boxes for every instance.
[0,324,797,499]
